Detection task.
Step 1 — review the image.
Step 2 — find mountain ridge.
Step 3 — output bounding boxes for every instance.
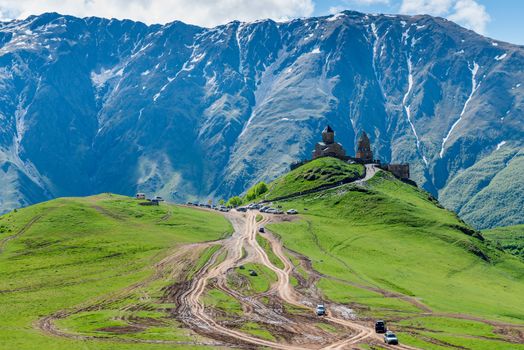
[0,10,522,229]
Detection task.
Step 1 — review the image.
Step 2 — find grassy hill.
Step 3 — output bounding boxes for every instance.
[439,147,524,229]
[257,157,364,201]
[1,160,523,350]
[0,194,232,350]
[484,224,524,259]
[265,168,524,349]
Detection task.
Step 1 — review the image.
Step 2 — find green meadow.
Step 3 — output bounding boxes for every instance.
[484,224,524,259]
[1,157,523,349]
[264,159,524,349]
[0,194,232,350]
[261,157,364,200]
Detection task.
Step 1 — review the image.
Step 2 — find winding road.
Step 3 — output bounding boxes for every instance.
[175,209,419,349]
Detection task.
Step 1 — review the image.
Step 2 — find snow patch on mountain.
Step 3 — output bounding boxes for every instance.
[440,62,480,158]
[91,66,124,89]
[402,56,427,166]
[327,13,346,22]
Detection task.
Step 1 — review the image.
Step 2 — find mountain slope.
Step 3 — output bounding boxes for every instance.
[0,11,522,229]
[264,166,524,349]
[484,224,524,259]
[0,194,232,349]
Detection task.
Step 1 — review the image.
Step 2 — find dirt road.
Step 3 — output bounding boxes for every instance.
[174,210,418,350]
[34,202,419,349]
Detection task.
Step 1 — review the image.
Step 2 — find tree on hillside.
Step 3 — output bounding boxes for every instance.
[246,182,268,201]
[227,196,243,207]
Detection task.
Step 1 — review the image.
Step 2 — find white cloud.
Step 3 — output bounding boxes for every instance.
[329,6,346,14]
[329,0,390,15]
[448,0,490,34]
[0,0,315,27]
[347,0,390,4]
[400,0,452,15]
[400,0,490,34]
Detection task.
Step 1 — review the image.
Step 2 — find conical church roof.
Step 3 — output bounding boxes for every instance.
[323,125,334,133]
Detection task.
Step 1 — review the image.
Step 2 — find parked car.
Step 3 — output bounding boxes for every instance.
[186,202,193,206]
[249,269,258,276]
[384,331,398,345]
[316,304,326,316]
[286,209,298,215]
[259,227,265,233]
[375,320,387,333]
[237,207,248,212]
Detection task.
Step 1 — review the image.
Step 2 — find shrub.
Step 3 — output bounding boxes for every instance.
[245,182,268,201]
[227,196,243,207]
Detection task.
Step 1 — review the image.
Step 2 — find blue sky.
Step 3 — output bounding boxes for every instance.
[0,0,522,45]
[313,0,524,45]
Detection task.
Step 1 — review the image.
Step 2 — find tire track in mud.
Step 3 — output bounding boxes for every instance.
[36,242,222,347]
[174,211,419,349]
[30,205,417,349]
[0,214,45,254]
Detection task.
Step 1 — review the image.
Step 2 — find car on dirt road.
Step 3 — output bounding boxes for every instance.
[375,320,387,333]
[384,331,399,345]
[259,227,265,233]
[316,304,326,316]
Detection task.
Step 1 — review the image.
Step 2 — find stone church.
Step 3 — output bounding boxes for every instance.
[311,125,410,180]
[312,126,348,160]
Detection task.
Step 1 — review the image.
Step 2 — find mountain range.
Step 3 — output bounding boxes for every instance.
[0,10,522,229]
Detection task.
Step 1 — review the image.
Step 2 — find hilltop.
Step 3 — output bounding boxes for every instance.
[240,157,365,203]
[0,161,523,349]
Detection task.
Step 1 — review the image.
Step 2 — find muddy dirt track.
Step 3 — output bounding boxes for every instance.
[33,202,524,349]
[34,208,418,349]
[171,210,419,350]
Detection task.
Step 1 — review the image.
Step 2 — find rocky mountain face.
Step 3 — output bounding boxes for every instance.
[0,11,522,229]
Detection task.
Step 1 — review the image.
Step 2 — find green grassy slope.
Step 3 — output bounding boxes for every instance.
[0,194,232,350]
[266,168,524,349]
[484,224,524,259]
[261,157,364,200]
[440,146,524,229]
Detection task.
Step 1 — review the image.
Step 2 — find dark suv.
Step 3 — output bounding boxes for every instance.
[375,320,387,333]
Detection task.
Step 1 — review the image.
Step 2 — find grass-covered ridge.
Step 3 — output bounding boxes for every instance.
[0,194,232,350]
[265,169,524,349]
[484,224,524,259]
[261,157,364,200]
